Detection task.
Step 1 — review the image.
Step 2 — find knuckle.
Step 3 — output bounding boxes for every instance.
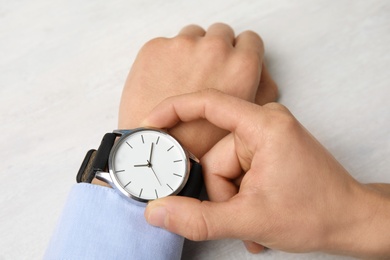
[242,30,264,47]
[263,103,298,129]
[199,88,224,110]
[187,221,208,241]
[182,24,204,31]
[186,203,213,241]
[280,113,298,130]
[264,102,289,113]
[173,35,197,48]
[141,37,169,52]
[201,36,231,56]
[277,114,298,131]
[141,36,197,55]
[210,22,232,28]
[199,202,215,240]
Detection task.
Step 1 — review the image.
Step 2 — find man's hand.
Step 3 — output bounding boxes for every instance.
[143,90,390,259]
[118,23,277,158]
[118,23,278,253]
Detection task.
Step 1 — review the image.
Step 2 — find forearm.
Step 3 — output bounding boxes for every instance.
[366,183,390,197]
[358,185,390,259]
[325,183,390,259]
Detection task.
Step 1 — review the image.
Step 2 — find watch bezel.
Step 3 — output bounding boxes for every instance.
[107,128,191,203]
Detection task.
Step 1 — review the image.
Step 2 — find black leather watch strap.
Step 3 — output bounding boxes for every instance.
[92,133,116,172]
[76,131,203,199]
[76,133,116,183]
[178,160,203,199]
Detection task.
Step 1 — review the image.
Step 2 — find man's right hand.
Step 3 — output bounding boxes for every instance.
[143,89,390,259]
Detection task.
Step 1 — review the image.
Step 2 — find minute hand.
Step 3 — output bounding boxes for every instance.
[149,142,154,163]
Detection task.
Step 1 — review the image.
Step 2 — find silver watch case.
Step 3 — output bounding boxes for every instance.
[95,128,199,205]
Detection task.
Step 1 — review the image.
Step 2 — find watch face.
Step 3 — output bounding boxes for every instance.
[108,129,189,202]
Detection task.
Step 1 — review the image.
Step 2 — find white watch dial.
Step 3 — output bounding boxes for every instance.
[109,129,189,201]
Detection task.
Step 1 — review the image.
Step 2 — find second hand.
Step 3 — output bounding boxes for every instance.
[148,160,162,186]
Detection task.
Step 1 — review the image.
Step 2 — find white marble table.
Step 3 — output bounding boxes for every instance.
[1,0,389,259]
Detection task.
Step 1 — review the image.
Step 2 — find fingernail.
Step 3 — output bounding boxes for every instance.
[147,206,167,228]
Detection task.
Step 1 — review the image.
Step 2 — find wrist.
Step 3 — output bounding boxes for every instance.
[357,185,390,259]
[91,177,112,188]
[324,182,390,259]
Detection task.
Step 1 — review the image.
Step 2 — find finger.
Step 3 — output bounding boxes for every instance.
[234,30,264,61]
[145,196,246,241]
[255,63,279,105]
[243,240,266,254]
[201,133,241,202]
[178,24,206,37]
[205,23,235,44]
[142,89,263,134]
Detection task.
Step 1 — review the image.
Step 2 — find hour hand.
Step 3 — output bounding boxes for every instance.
[134,163,149,167]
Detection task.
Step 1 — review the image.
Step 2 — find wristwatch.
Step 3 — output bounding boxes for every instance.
[77,128,203,203]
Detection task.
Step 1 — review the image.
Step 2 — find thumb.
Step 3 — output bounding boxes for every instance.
[145,196,244,241]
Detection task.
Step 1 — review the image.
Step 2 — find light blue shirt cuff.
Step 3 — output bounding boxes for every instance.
[44,183,184,260]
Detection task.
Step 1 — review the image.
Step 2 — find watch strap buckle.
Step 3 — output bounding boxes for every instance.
[76,133,117,184]
[76,149,97,183]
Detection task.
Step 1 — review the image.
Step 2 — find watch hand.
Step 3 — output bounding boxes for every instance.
[148,160,162,186]
[134,163,149,167]
[149,142,154,164]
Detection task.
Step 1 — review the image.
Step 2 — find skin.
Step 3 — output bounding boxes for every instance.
[118,23,278,159]
[107,23,277,253]
[142,90,390,259]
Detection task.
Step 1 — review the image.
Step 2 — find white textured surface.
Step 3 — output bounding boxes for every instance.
[1,0,389,259]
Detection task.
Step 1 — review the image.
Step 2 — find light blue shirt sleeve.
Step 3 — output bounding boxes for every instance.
[44,183,184,260]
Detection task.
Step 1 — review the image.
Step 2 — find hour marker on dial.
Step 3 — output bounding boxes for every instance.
[167,145,174,152]
[173,173,182,177]
[166,183,173,191]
